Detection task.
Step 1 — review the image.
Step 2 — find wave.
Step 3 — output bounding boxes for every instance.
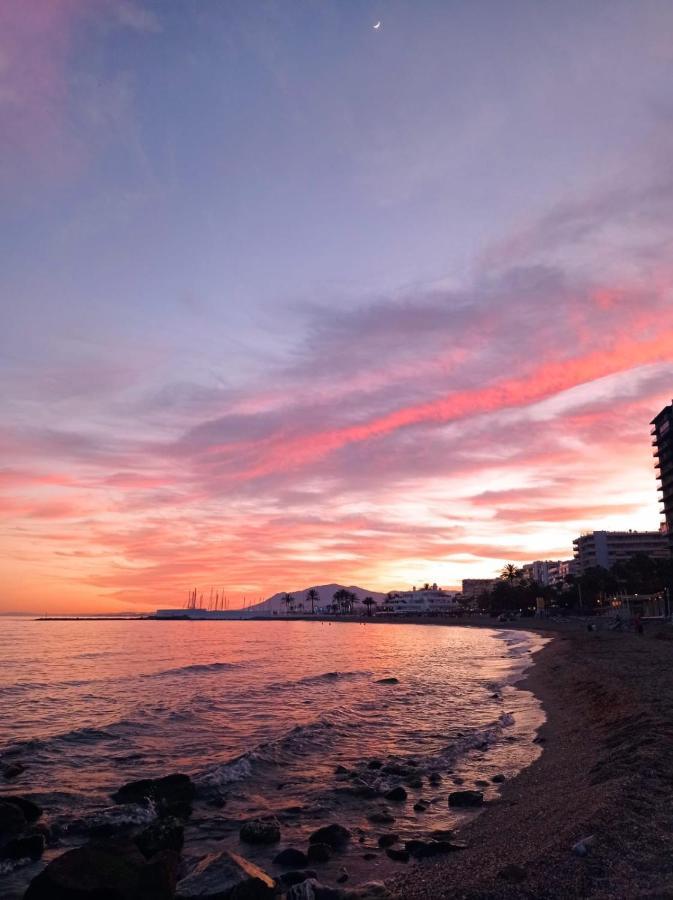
[269,670,372,692]
[142,662,241,679]
[2,716,153,756]
[198,715,346,790]
[298,670,371,685]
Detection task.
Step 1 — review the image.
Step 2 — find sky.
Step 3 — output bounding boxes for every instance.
[1,0,673,612]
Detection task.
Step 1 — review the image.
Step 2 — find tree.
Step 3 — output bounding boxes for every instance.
[362,596,376,617]
[282,592,294,615]
[306,588,319,614]
[501,563,522,584]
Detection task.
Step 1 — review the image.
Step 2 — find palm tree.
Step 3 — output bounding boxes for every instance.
[501,564,522,584]
[362,596,375,617]
[306,588,319,615]
[333,589,346,614]
[282,592,295,615]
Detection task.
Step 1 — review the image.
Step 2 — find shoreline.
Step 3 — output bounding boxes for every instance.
[391,623,673,899]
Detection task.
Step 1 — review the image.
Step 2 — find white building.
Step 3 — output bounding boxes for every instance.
[381,585,462,616]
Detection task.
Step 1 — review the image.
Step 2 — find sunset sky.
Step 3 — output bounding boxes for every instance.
[2,1,673,612]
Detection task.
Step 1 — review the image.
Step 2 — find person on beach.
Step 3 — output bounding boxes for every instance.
[633,614,644,635]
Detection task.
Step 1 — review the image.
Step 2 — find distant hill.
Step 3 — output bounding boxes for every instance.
[244,583,387,616]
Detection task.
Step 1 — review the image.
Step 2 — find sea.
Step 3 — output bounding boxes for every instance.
[0,618,547,896]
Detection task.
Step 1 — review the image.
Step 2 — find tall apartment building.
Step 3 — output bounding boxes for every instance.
[572,530,669,573]
[651,401,673,554]
[521,559,575,586]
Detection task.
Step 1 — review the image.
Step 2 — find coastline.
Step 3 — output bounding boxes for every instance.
[391,624,673,899]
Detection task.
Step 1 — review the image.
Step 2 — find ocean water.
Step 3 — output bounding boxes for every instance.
[0,618,546,895]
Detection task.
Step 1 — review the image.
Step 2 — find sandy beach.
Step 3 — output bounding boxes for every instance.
[391,621,673,899]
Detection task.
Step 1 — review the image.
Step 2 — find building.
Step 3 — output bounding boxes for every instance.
[382,585,462,616]
[651,401,673,554]
[461,579,499,604]
[572,530,669,573]
[521,559,577,586]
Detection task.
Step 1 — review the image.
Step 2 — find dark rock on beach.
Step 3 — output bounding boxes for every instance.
[384,786,407,802]
[1,795,42,823]
[492,773,506,783]
[176,849,275,899]
[279,868,318,888]
[135,816,184,859]
[367,810,395,824]
[309,823,351,848]
[24,842,178,900]
[448,790,484,808]
[112,773,195,808]
[385,847,409,863]
[240,817,281,844]
[405,839,463,858]
[0,800,27,835]
[273,846,309,867]
[0,833,45,860]
[375,678,399,685]
[377,833,398,848]
[307,842,331,862]
[284,879,339,900]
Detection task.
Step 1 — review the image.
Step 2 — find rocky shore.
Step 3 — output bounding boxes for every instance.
[4,620,672,898]
[393,623,673,898]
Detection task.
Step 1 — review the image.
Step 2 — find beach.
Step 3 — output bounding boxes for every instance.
[393,622,673,899]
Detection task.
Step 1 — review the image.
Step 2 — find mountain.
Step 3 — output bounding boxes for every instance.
[244,583,387,615]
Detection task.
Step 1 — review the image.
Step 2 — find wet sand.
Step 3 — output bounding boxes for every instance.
[391,623,673,899]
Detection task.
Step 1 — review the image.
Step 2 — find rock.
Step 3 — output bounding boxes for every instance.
[428,773,442,785]
[492,774,506,783]
[413,801,428,812]
[406,777,423,789]
[0,833,45,860]
[135,817,184,859]
[362,852,377,860]
[448,790,484,808]
[177,849,275,899]
[285,880,341,900]
[384,786,407,802]
[273,847,309,867]
[308,823,351,848]
[336,867,348,883]
[385,847,409,863]
[1,762,26,780]
[112,774,195,808]
[572,835,595,857]
[307,842,331,863]
[405,839,461,858]
[451,776,464,785]
[279,869,318,888]
[377,834,398,848]
[24,843,178,900]
[381,763,409,777]
[475,780,489,787]
[375,678,399,685]
[334,766,349,775]
[350,779,378,799]
[0,800,27,836]
[498,864,527,883]
[239,817,281,845]
[429,829,454,841]
[1,795,42,823]
[366,811,395,824]
[367,760,383,770]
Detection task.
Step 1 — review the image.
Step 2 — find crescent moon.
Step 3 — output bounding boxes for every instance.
[373,21,381,29]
